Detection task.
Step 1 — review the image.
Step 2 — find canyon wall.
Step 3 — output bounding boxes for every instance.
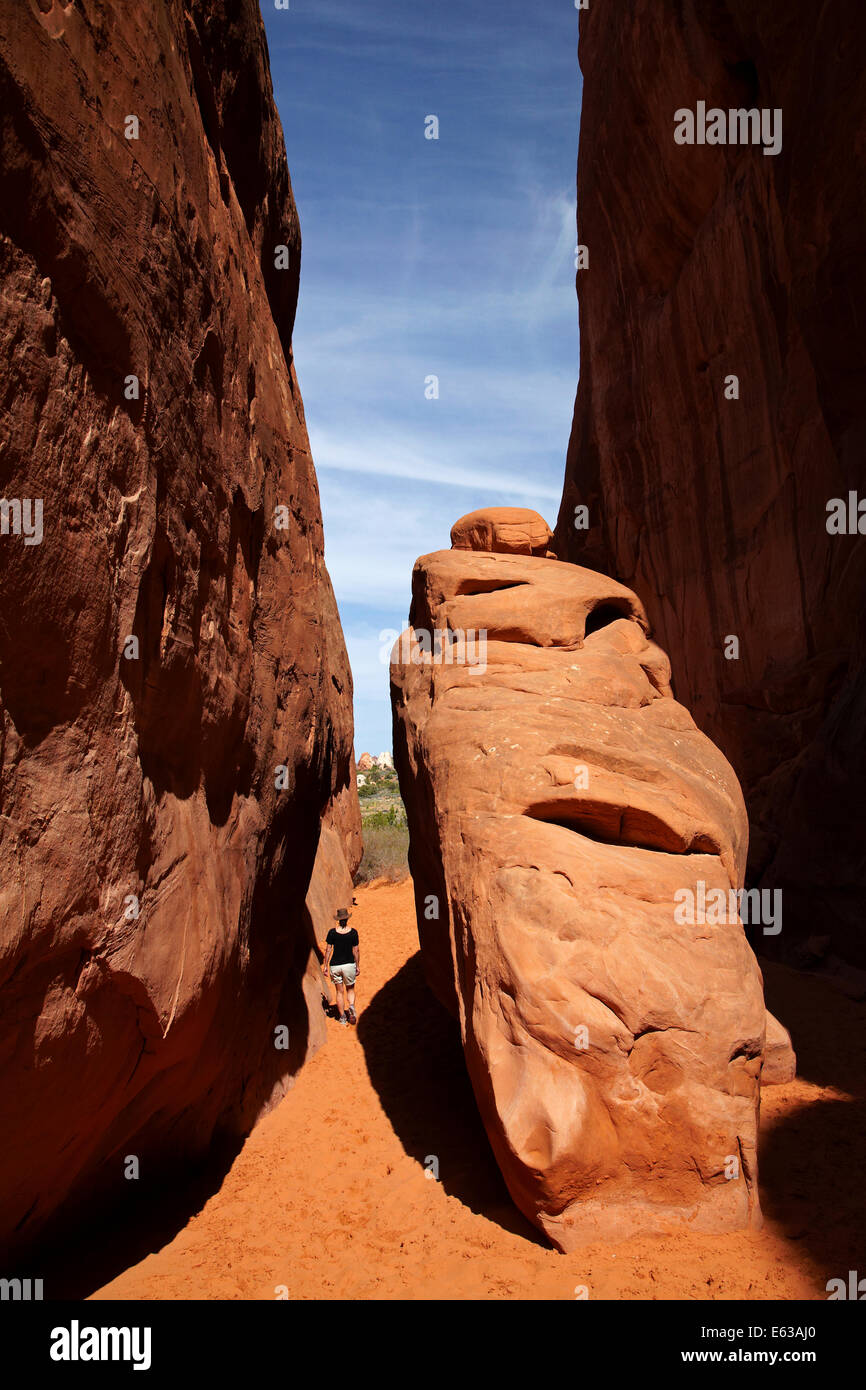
[555,0,866,966]
[0,0,359,1256]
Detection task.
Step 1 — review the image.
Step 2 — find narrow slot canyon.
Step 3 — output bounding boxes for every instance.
[1,0,864,1347]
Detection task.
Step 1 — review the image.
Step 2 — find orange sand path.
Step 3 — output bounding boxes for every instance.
[92,879,864,1300]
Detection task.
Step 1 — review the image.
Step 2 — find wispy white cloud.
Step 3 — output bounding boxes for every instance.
[317,466,557,613]
[311,426,562,501]
[263,0,581,752]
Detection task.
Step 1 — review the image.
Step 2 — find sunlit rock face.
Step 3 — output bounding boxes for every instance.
[451,506,553,557]
[555,0,866,967]
[0,0,358,1255]
[392,511,768,1249]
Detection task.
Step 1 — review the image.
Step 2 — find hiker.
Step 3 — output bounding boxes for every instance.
[323,907,360,1027]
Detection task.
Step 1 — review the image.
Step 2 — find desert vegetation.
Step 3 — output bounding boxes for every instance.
[355,764,409,883]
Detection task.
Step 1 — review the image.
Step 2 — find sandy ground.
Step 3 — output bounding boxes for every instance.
[85,878,864,1301]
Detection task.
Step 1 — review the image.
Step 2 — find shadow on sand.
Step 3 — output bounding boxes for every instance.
[359,949,866,1278]
[758,960,866,1285]
[357,950,546,1247]
[34,951,865,1297]
[23,1132,245,1300]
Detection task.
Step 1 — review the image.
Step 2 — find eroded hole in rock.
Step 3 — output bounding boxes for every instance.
[524,802,722,858]
[453,578,530,597]
[584,602,632,636]
[726,57,760,103]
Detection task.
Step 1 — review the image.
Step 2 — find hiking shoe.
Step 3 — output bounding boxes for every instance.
[337,1013,348,1027]
[347,1007,357,1026]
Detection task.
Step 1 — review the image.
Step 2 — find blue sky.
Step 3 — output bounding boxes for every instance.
[262,0,582,754]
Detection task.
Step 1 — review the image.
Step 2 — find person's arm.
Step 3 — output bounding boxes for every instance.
[322,939,333,976]
[352,936,360,977]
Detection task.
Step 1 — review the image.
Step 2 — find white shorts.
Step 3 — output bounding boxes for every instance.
[329,962,356,985]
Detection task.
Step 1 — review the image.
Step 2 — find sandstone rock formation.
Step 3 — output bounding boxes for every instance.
[555,0,866,966]
[451,506,553,557]
[763,1011,796,1087]
[0,0,359,1256]
[392,509,768,1248]
[357,753,374,772]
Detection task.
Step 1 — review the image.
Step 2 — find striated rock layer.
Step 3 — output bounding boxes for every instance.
[391,511,768,1249]
[555,0,866,965]
[0,0,359,1255]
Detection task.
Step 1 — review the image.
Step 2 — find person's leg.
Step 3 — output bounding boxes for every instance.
[334,977,346,1019]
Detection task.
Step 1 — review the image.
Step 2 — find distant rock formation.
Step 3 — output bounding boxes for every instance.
[554,0,866,966]
[357,751,393,771]
[0,0,359,1255]
[392,508,769,1249]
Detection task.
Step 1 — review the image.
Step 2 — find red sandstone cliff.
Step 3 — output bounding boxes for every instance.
[555,0,866,965]
[0,0,359,1255]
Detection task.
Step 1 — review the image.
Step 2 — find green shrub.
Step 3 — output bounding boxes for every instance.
[361,805,407,829]
[355,823,410,883]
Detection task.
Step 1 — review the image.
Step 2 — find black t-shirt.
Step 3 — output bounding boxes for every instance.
[326,926,358,966]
